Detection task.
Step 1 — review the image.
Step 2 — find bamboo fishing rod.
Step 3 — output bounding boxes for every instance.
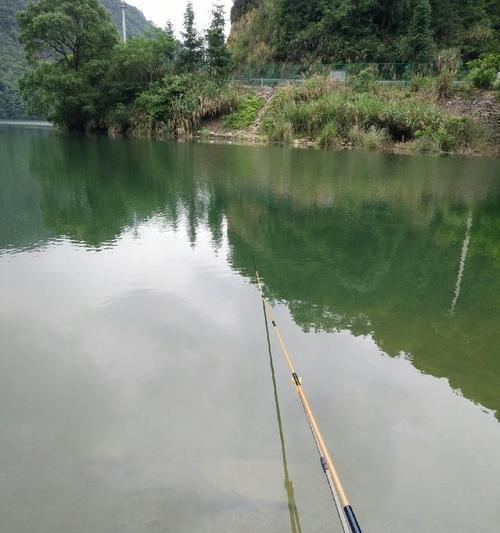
[260,290,302,533]
[255,270,363,533]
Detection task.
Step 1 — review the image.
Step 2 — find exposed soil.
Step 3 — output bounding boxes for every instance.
[439,91,500,139]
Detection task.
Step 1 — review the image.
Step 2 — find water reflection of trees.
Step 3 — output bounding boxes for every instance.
[27,135,500,420]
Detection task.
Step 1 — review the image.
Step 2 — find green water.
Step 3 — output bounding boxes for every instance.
[1,124,499,533]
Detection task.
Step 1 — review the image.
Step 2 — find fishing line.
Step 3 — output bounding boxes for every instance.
[260,292,302,533]
[255,268,363,533]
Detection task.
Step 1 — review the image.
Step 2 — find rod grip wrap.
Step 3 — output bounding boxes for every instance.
[344,505,362,533]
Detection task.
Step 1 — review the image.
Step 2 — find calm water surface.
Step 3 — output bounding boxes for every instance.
[1,125,499,533]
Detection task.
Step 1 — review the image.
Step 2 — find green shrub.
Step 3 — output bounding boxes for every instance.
[134,74,237,138]
[413,116,488,153]
[290,75,338,102]
[410,71,455,99]
[222,94,264,129]
[348,66,378,93]
[443,116,488,151]
[105,103,130,133]
[435,70,455,99]
[410,75,436,96]
[317,123,340,147]
[268,118,293,143]
[348,125,389,149]
[411,133,441,153]
[466,53,500,89]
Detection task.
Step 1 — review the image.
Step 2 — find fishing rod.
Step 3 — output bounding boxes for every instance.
[255,269,363,533]
[260,289,302,533]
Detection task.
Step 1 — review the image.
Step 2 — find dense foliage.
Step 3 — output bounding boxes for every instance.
[0,0,153,119]
[180,1,204,71]
[229,0,500,66]
[466,53,500,89]
[206,4,232,78]
[16,0,233,135]
[18,0,119,128]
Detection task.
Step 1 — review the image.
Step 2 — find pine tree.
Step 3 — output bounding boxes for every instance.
[407,0,437,63]
[165,20,175,39]
[206,4,231,78]
[180,2,204,71]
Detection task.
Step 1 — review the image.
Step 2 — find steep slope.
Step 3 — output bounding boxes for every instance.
[228,0,274,66]
[228,0,499,67]
[0,0,154,119]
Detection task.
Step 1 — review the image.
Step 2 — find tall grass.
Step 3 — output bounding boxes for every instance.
[261,77,490,154]
[129,75,238,139]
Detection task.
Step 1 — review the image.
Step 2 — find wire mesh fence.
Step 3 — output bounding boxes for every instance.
[232,62,469,86]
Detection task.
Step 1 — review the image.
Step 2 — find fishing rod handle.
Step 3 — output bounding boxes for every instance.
[344,505,363,533]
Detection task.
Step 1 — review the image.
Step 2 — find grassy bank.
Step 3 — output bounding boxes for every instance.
[103,73,497,157]
[215,76,497,156]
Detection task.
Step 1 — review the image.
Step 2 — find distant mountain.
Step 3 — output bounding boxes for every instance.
[100,0,155,39]
[0,0,155,119]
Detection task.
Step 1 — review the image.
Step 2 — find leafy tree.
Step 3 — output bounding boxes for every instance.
[102,28,177,111]
[0,0,155,120]
[206,4,232,78]
[17,0,118,128]
[180,1,204,71]
[406,0,436,63]
[18,0,117,70]
[466,52,500,88]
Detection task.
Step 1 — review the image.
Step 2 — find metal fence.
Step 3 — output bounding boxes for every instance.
[232,62,469,86]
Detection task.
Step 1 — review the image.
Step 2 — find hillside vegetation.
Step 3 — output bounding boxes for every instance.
[0,0,153,119]
[228,0,500,67]
[6,0,500,156]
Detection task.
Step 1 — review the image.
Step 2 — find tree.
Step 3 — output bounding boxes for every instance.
[18,0,117,70]
[165,20,175,39]
[206,4,232,78]
[17,0,118,129]
[103,28,177,105]
[406,0,437,63]
[180,1,204,71]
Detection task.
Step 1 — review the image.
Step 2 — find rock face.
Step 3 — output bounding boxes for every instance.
[227,0,274,67]
[230,0,259,23]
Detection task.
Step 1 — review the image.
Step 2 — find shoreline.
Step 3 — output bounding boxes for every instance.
[0,119,53,127]
[193,128,499,159]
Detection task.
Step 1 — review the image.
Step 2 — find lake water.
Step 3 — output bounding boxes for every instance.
[1,124,499,533]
